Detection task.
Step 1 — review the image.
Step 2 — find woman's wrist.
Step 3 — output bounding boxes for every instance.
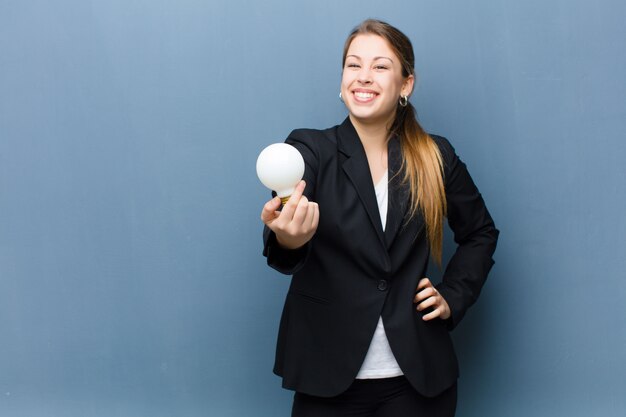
[275,234,306,250]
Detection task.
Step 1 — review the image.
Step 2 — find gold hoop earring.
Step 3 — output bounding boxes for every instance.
[399,95,409,107]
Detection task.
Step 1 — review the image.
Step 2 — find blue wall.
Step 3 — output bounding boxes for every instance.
[1,1,625,416]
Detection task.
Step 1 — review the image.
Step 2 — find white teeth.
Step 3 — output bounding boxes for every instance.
[355,92,375,99]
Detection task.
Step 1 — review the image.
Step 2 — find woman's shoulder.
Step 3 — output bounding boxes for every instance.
[428,133,463,165]
[284,123,342,160]
[428,133,455,155]
[287,124,340,146]
[427,133,465,182]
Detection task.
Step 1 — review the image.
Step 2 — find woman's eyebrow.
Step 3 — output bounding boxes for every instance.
[346,54,394,63]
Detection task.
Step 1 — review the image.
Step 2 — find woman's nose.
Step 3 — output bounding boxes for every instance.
[357,68,372,84]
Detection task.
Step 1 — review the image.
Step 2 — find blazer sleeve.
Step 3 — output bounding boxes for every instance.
[262,129,319,275]
[432,135,500,330]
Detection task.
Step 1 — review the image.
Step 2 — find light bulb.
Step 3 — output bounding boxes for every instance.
[256,143,305,205]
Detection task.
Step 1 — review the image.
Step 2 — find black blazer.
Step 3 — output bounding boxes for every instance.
[263,117,499,398]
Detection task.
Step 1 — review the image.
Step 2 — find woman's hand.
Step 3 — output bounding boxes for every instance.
[261,180,319,250]
[414,278,451,321]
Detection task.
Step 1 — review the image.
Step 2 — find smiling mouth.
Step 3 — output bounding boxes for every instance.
[352,91,378,102]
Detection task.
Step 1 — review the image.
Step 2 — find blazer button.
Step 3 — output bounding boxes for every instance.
[377,280,388,291]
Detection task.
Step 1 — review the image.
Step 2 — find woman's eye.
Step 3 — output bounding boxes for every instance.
[374,65,389,70]
[347,63,360,68]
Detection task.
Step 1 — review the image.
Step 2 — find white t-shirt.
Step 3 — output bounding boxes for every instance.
[355,171,404,379]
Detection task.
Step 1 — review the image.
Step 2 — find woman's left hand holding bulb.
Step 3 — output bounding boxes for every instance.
[261,180,319,250]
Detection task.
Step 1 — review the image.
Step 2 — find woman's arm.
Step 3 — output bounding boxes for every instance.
[432,135,500,330]
[261,130,320,275]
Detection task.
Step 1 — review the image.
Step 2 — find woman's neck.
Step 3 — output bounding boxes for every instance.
[349,114,390,184]
[349,115,390,153]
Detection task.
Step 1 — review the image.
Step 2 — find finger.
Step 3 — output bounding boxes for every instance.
[304,202,316,231]
[280,180,306,220]
[261,197,282,223]
[413,287,438,303]
[292,195,310,225]
[417,277,432,291]
[310,203,320,230]
[422,308,442,321]
[417,296,438,311]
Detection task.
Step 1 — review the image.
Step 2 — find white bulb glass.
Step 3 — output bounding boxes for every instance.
[256,143,305,199]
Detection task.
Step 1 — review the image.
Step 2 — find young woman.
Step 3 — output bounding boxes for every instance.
[261,19,499,417]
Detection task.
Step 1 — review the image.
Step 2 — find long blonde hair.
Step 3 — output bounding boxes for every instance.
[343,19,447,264]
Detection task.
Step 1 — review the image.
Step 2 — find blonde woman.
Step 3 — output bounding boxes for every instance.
[261,19,499,417]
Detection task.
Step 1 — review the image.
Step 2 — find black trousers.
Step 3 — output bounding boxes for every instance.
[291,376,457,417]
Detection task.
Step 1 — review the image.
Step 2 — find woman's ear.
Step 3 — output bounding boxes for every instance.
[402,74,416,97]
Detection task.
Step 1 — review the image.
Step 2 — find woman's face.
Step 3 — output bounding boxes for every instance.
[341,34,414,127]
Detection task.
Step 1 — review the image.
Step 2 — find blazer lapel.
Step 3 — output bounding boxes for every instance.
[384,135,412,249]
[337,118,387,250]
